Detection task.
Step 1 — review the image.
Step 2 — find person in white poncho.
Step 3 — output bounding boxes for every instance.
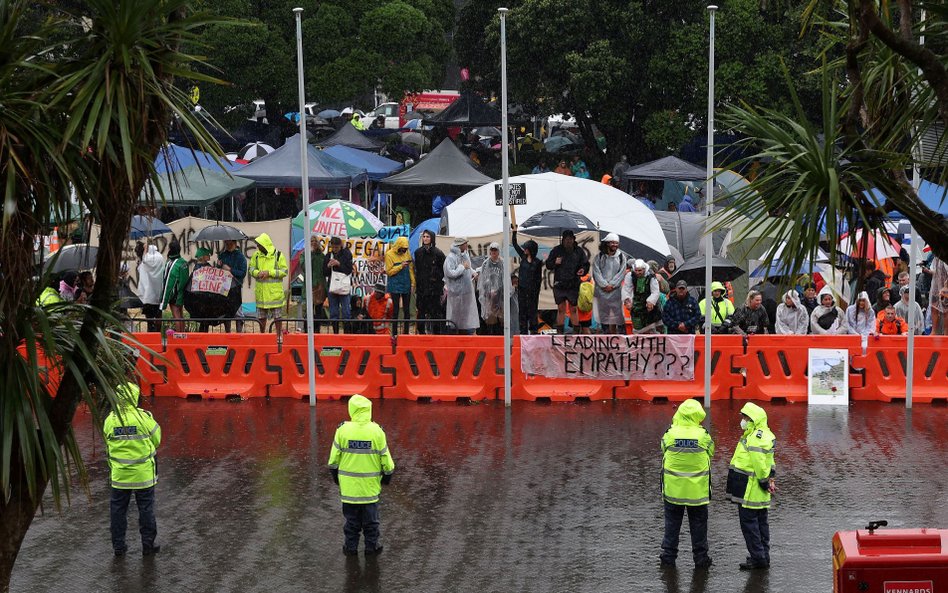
[443,237,480,335]
[476,242,506,335]
[774,290,809,334]
[592,233,627,334]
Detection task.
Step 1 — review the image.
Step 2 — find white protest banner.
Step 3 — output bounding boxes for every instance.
[190,266,232,296]
[437,231,599,310]
[520,334,695,381]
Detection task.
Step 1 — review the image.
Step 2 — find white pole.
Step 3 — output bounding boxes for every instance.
[703,5,717,409]
[295,7,317,407]
[499,7,512,408]
[907,10,925,410]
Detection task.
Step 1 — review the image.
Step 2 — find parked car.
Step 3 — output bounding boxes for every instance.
[365,102,400,129]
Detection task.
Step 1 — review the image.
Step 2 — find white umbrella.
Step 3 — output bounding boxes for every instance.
[237,142,275,161]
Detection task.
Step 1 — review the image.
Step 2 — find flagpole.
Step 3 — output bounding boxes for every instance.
[295,7,317,407]
[499,7,512,407]
[703,5,717,409]
[907,9,926,410]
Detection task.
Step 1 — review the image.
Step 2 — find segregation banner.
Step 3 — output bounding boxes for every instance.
[520,334,695,381]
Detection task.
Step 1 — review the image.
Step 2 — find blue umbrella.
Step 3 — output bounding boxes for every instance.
[409,218,441,254]
[129,215,171,239]
[317,109,341,119]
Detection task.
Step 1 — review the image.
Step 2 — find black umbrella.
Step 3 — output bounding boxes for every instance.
[520,209,597,232]
[43,244,98,272]
[191,224,247,242]
[669,254,745,286]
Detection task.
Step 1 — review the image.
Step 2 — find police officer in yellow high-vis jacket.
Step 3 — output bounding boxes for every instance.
[103,382,161,557]
[328,394,395,556]
[726,402,776,571]
[660,398,714,569]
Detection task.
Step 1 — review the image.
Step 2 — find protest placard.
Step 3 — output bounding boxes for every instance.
[520,334,695,381]
[190,266,232,296]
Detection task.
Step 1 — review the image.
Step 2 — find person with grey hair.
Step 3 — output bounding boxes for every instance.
[443,237,479,335]
[731,290,771,335]
[622,258,661,332]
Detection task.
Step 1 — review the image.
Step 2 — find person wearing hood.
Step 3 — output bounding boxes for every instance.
[384,236,415,335]
[592,233,628,334]
[799,282,819,322]
[546,230,589,334]
[250,233,288,334]
[443,237,480,334]
[810,286,848,335]
[217,239,248,331]
[678,194,697,213]
[476,242,506,335]
[846,291,875,337]
[774,290,809,334]
[660,399,714,569]
[872,286,892,315]
[327,394,395,556]
[413,229,446,335]
[699,281,735,333]
[137,242,166,332]
[37,274,64,307]
[726,403,776,571]
[895,285,924,330]
[512,227,544,334]
[622,258,661,332]
[161,239,189,333]
[862,261,887,302]
[104,382,162,557]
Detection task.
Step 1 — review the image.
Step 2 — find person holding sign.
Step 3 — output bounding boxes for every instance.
[591,233,627,334]
[545,230,589,335]
[249,233,288,334]
[660,399,714,569]
[217,240,248,333]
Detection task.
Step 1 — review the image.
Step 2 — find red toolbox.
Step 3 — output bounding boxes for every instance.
[834,521,948,593]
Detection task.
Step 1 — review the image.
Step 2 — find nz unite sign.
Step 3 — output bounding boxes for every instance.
[520,335,695,381]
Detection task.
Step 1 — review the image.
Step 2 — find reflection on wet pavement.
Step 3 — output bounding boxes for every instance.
[12,398,948,592]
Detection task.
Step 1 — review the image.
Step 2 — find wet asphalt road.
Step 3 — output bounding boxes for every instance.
[11,398,948,592]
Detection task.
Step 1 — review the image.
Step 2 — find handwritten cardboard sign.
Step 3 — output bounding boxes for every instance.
[520,334,695,381]
[190,266,232,296]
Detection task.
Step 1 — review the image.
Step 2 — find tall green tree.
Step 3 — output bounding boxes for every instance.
[718,1,948,277]
[0,1,220,589]
[456,0,823,171]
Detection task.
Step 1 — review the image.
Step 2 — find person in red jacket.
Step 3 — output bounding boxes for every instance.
[366,282,393,335]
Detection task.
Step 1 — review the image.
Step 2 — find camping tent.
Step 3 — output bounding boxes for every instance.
[154,144,244,175]
[378,139,494,192]
[317,124,386,151]
[422,91,523,127]
[236,134,367,189]
[623,156,707,181]
[443,173,670,262]
[322,146,403,181]
[139,166,255,207]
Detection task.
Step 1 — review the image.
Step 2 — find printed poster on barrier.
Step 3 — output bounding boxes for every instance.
[190,266,232,296]
[807,348,848,406]
[520,334,695,381]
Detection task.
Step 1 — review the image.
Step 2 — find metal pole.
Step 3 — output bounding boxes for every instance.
[295,7,317,407]
[499,7,512,408]
[907,10,925,410]
[703,5,717,409]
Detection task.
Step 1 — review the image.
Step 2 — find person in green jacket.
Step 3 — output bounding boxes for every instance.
[36,276,64,307]
[161,240,189,333]
[328,394,395,556]
[660,399,714,569]
[249,233,288,334]
[103,382,162,557]
[726,402,777,571]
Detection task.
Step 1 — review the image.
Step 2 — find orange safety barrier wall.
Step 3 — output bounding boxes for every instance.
[733,335,863,402]
[851,336,948,403]
[151,333,280,399]
[512,336,625,401]
[381,335,505,401]
[128,333,167,396]
[614,335,744,402]
[267,334,395,400]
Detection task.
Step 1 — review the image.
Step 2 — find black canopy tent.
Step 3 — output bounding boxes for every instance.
[236,133,367,189]
[421,92,528,127]
[316,124,386,151]
[622,155,708,181]
[378,139,494,192]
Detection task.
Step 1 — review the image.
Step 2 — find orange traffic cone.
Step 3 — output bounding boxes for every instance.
[49,227,60,254]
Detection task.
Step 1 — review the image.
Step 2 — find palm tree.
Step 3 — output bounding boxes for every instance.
[0,1,222,588]
[717,2,948,283]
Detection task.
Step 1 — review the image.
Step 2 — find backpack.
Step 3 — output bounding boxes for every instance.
[578,281,594,313]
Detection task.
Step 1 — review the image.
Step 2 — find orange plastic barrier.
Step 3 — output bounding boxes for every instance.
[733,335,862,402]
[381,335,504,401]
[127,333,166,396]
[614,335,744,402]
[153,333,280,399]
[268,334,394,400]
[851,336,948,403]
[512,336,624,401]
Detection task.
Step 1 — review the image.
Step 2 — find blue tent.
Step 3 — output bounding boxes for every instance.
[322,145,403,181]
[867,180,948,218]
[409,218,441,254]
[154,144,243,175]
[237,134,367,189]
